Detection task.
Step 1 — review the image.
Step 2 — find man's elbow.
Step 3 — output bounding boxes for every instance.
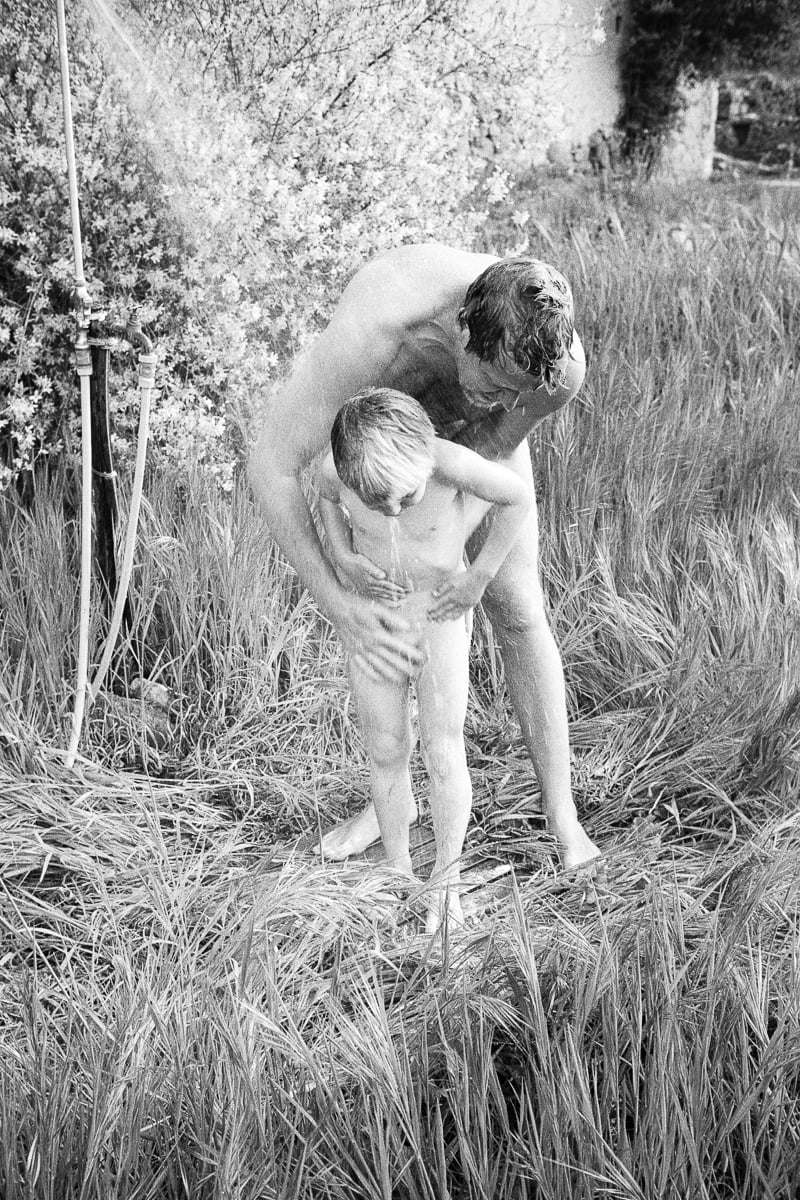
[247,440,290,515]
[248,439,306,519]
[247,443,271,509]
[514,475,534,513]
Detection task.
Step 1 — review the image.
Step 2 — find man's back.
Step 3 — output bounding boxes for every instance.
[331,243,584,441]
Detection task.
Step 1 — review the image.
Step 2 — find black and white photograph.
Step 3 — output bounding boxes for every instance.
[1,1,799,1195]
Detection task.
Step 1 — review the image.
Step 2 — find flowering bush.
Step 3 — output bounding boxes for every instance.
[1,0,593,485]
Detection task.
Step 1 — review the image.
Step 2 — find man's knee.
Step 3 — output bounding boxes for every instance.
[482,576,548,640]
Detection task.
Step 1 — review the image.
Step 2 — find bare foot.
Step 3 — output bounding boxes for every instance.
[554,821,603,874]
[315,801,417,860]
[425,887,465,936]
[386,852,415,880]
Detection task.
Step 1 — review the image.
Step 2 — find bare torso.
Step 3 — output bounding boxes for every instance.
[339,475,466,593]
[335,244,585,457]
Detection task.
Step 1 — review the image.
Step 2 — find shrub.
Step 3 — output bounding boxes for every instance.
[1,0,587,486]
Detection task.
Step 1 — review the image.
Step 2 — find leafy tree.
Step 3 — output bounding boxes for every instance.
[1,0,588,485]
[620,0,799,153]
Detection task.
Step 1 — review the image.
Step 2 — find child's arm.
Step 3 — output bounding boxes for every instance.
[427,440,532,621]
[319,453,408,601]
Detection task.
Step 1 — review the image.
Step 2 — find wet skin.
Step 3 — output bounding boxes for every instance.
[249,244,600,874]
[319,441,530,934]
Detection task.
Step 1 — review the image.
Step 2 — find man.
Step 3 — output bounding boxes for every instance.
[249,243,600,871]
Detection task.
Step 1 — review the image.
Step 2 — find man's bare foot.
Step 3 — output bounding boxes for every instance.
[553,824,605,892]
[315,801,417,860]
[553,820,602,873]
[425,887,465,935]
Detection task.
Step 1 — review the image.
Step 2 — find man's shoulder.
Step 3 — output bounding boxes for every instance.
[361,242,497,274]
[338,244,498,326]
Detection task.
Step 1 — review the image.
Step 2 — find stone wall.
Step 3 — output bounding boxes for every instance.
[525,0,628,168]
[659,76,720,180]
[522,0,722,180]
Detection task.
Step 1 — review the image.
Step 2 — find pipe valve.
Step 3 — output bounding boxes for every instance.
[75,329,93,378]
[138,352,157,385]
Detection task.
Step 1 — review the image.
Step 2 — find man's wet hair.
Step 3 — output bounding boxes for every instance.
[458,257,575,393]
[331,388,436,508]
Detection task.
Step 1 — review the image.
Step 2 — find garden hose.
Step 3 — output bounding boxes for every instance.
[89,346,156,703]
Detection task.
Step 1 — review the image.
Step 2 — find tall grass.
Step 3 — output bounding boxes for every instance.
[1,179,799,1196]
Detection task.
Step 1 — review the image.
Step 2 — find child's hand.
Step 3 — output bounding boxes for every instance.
[339,552,409,601]
[428,568,489,621]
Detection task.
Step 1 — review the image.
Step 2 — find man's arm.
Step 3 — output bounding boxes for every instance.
[318,454,355,563]
[249,341,351,623]
[248,291,424,677]
[427,440,532,621]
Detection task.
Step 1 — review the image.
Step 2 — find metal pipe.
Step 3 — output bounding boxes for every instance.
[58,0,95,769]
[57,4,156,747]
[89,338,121,617]
[65,332,94,769]
[56,0,89,308]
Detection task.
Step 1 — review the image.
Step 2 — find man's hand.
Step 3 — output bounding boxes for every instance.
[333,591,424,680]
[337,551,409,602]
[427,567,490,623]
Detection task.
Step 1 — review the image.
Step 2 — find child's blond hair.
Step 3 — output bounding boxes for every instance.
[331,388,436,507]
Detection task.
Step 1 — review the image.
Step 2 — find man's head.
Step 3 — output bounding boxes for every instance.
[331,388,436,515]
[458,257,574,393]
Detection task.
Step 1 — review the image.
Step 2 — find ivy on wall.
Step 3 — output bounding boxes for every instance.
[718,72,800,166]
[619,0,799,155]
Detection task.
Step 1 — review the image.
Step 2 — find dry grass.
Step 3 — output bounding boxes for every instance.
[1,178,800,1197]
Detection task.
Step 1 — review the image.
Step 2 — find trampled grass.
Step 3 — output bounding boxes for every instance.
[1,179,799,1197]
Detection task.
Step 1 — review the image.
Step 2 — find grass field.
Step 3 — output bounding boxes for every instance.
[1,178,799,1198]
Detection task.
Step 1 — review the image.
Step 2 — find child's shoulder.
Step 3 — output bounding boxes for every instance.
[432,437,481,484]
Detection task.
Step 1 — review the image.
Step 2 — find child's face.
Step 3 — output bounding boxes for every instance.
[367,473,429,517]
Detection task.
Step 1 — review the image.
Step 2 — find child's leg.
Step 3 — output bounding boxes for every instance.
[416,613,472,932]
[348,655,416,877]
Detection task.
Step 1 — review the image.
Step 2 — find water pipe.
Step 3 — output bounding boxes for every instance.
[58,1,156,761]
[89,331,121,614]
[58,0,95,770]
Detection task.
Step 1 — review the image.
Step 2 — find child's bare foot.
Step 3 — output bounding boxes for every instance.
[386,852,415,880]
[315,801,417,860]
[425,887,465,936]
[553,820,602,873]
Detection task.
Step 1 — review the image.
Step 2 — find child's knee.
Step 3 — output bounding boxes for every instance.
[368,726,412,772]
[421,730,467,785]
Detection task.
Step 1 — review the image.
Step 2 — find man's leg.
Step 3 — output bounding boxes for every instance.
[468,443,600,870]
[317,654,418,869]
[416,613,472,932]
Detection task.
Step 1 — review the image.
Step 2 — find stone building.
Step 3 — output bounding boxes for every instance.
[527,0,628,170]
[524,0,718,180]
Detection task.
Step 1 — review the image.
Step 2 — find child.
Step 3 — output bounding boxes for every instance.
[319,387,531,933]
